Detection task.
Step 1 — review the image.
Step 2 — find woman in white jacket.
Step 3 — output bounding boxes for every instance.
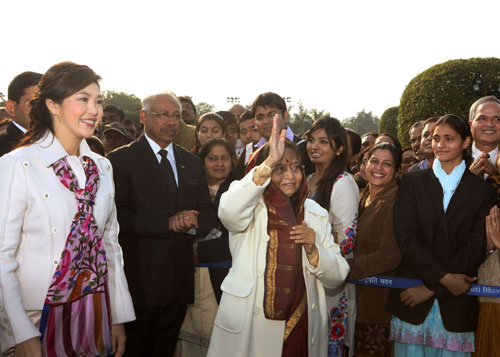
[0,62,135,357]
[207,115,349,357]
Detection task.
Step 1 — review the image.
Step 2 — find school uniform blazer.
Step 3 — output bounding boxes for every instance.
[387,168,496,332]
[107,135,217,307]
[0,132,135,353]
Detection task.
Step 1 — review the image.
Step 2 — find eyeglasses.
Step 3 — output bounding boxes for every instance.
[273,163,303,175]
[255,110,283,121]
[147,111,181,121]
[402,157,417,165]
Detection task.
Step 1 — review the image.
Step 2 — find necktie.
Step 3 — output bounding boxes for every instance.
[159,149,178,192]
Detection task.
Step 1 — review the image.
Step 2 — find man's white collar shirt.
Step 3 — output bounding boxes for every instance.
[256,126,295,148]
[144,134,178,185]
[471,142,498,178]
[12,120,27,134]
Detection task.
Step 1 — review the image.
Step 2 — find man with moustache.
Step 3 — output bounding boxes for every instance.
[469,95,500,178]
[409,121,424,161]
[0,71,42,157]
[407,117,439,173]
[107,91,216,356]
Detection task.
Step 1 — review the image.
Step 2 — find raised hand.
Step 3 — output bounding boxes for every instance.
[264,113,287,169]
[482,156,498,176]
[469,154,485,176]
[469,153,498,177]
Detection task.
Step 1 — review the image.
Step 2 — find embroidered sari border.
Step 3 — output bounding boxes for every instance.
[264,229,279,317]
[283,293,307,341]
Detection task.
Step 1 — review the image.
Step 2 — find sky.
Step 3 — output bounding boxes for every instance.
[2,0,500,120]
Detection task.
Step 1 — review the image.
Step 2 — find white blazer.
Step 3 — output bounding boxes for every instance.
[207,168,350,357]
[0,132,135,353]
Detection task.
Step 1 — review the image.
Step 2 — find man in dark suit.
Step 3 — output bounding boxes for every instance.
[234,92,313,178]
[107,92,216,356]
[0,71,42,157]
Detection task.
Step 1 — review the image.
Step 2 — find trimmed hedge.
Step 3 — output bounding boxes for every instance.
[397,57,500,145]
[379,106,399,137]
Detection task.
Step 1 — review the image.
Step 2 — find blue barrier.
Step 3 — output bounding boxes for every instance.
[349,276,500,298]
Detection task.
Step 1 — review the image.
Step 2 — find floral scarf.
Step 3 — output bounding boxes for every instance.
[39,156,112,356]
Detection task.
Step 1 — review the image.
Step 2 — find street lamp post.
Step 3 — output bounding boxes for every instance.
[226,97,240,104]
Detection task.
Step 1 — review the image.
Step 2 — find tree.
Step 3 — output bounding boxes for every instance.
[102,90,142,125]
[398,57,500,145]
[0,92,6,107]
[288,101,329,135]
[195,102,217,118]
[378,106,399,137]
[342,110,379,135]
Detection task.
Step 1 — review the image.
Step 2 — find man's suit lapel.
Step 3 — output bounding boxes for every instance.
[7,122,23,138]
[7,122,24,147]
[173,144,187,193]
[135,135,171,197]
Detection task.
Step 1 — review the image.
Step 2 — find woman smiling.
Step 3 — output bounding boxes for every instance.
[347,142,402,357]
[306,117,359,356]
[0,62,135,357]
[388,115,496,356]
[207,115,349,356]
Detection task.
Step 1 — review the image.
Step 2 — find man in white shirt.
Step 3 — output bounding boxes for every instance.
[469,95,500,178]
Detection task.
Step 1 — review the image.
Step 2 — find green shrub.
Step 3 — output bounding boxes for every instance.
[397,57,500,145]
[379,106,398,137]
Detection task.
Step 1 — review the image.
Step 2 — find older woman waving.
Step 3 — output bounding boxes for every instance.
[207,115,349,357]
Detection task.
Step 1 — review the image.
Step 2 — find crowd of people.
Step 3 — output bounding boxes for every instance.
[0,62,499,357]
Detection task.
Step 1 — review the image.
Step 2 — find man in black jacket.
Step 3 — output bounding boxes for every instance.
[107,91,216,356]
[0,71,42,157]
